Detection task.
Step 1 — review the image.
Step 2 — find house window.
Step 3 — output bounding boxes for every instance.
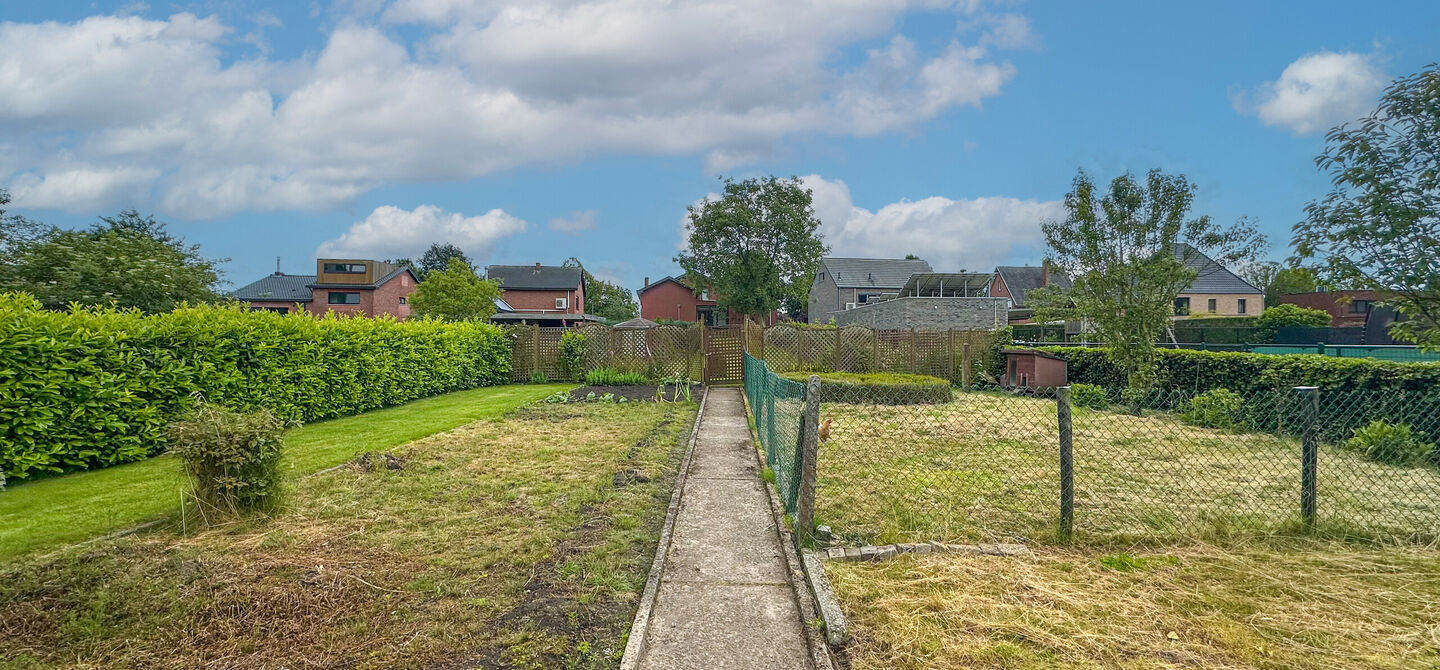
[555,297,568,310]
[700,289,712,301]
[398,297,407,305]
[858,293,872,304]
[1350,299,1372,314]
[328,292,361,305]
[1237,299,1247,314]
[1174,297,1190,316]
[1207,298,1217,313]
[256,306,288,315]
[696,306,727,327]
[323,262,366,274]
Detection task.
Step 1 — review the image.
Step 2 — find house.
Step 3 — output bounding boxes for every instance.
[233,258,418,319]
[1280,290,1381,328]
[637,275,779,327]
[485,263,606,327]
[807,257,934,323]
[1171,243,1265,318]
[830,272,1009,330]
[990,263,1071,323]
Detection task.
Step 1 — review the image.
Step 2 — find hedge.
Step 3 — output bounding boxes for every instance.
[781,371,952,405]
[0,293,511,479]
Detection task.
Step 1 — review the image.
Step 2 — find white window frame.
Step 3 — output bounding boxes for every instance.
[555,297,568,310]
[845,302,856,310]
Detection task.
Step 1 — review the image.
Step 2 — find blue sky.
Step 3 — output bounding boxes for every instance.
[4,1,1438,292]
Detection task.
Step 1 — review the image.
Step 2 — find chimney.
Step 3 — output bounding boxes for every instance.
[1041,261,1051,287]
[274,256,282,276]
[643,276,649,288]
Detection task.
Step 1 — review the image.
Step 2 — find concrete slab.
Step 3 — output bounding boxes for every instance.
[687,438,759,479]
[641,582,810,670]
[663,478,789,584]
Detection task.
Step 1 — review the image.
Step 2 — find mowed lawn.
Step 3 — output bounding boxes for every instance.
[816,391,1440,545]
[1,400,697,669]
[0,384,570,561]
[828,538,1440,670]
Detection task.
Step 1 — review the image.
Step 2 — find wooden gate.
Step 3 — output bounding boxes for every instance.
[704,325,744,385]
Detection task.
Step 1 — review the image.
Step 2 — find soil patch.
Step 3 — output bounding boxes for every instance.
[568,383,699,403]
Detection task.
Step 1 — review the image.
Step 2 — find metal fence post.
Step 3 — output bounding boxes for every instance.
[1057,386,1074,543]
[797,374,822,544]
[1297,386,1320,527]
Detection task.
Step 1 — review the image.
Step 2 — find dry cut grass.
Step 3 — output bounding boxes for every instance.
[828,538,1440,670]
[816,391,1440,545]
[0,401,696,670]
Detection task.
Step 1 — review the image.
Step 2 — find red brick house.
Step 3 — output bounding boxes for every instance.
[485,264,586,315]
[638,275,778,326]
[990,263,1071,324]
[233,259,418,319]
[1280,290,1382,327]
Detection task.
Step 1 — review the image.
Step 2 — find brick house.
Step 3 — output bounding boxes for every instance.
[990,263,1071,323]
[1280,290,1382,327]
[233,259,418,319]
[638,275,778,326]
[485,264,586,314]
[1170,243,1266,318]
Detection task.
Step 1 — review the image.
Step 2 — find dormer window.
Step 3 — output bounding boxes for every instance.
[324,262,366,274]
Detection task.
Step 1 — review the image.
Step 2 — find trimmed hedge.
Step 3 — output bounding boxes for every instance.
[781,371,952,405]
[0,293,511,479]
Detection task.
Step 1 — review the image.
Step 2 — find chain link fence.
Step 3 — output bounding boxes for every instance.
[744,353,806,514]
[742,355,1440,546]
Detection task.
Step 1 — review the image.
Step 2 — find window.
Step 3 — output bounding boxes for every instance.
[256,306,288,315]
[555,297,568,310]
[1237,298,1247,314]
[1207,298,1217,313]
[328,292,361,304]
[696,306,727,326]
[398,297,407,305]
[1350,299,1372,314]
[858,293,872,304]
[1173,297,1190,315]
[700,289,712,301]
[323,262,366,274]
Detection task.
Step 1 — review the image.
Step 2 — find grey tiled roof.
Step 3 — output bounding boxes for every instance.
[232,273,316,302]
[820,257,934,289]
[486,264,584,290]
[994,266,1072,307]
[1173,243,1263,294]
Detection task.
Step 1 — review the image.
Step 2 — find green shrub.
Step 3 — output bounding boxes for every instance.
[529,370,549,384]
[781,371,951,405]
[584,367,649,386]
[1345,421,1434,467]
[1256,304,1333,333]
[1069,383,1108,409]
[1180,388,1244,429]
[167,404,290,516]
[0,293,511,479]
[557,330,588,381]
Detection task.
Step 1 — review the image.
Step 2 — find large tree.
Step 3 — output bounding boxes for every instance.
[410,257,502,321]
[675,176,828,317]
[1237,261,1322,307]
[1032,169,1265,386]
[0,189,51,258]
[1,209,224,312]
[418,243,470,279]
[1293,64,1440,349]
[561,257,638,322]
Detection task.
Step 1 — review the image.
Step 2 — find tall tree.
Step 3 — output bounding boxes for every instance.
[675,176,828,317]
[418,243,470,279]
[410,257,502,321]
[1293,64,1440,349]
[1031,169,1265,386]
[561,258,638,321]
[1,209,224,312]
[0,189,52,258]
[1238,261,1321,307]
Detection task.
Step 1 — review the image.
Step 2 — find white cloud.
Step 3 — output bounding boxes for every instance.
[548,210,597,234]
[1,3,1026,218]
[1236,51,1386,135]
[8,166,160,213]
[800,175,1063,273]
[317,204,527,260]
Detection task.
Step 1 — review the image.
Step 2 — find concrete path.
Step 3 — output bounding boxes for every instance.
[636,388,813,670]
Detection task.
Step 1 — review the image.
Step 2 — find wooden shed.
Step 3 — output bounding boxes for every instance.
[1002,349,1068,390]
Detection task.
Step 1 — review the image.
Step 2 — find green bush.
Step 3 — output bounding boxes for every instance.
[1180,388,1244,429]
[1068,383,1108,409]
[529,370,549,384]
[0,293,511,479]
[781,371,952,405]
[1345,421,1434,467]
[584,367,649,386]
[557,330,588,381]
[1256,304,1332,333]
[167,404,290,516]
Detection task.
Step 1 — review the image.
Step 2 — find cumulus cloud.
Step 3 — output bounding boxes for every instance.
[1,3,1026,218]
[548,210,597,234]
[317,204,526,260]
[800,175,1063,273]
[1235,51,1386,135]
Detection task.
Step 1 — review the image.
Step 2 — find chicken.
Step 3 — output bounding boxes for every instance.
[818,417,834,443]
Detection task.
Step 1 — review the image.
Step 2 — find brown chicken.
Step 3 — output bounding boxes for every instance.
[818,418,834,442]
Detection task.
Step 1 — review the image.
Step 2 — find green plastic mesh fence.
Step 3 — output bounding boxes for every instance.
[744,353,806,514]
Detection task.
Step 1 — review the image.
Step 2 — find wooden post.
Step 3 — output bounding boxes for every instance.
[699,324,708,383]
[532,323,541,379]
[1057,385,1074,543]
[1297,386,1319,527]
[909,328,917,374]
[608,326,616,366]
[872,328,881,372]
[947,329,956,382]
[961,343,972,391]
[832,329,841,372]
[797,374,822,544]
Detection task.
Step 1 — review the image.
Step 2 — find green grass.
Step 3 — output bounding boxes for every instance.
[816,391,1440,545]
[779,371,949,385]
[829,538,1440,670]
[1,400,697,669]
[0,384,570,561]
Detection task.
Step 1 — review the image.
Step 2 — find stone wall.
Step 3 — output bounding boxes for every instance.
[829,297,1010,330]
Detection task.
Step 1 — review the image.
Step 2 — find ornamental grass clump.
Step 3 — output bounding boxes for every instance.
[168,404,291,520]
